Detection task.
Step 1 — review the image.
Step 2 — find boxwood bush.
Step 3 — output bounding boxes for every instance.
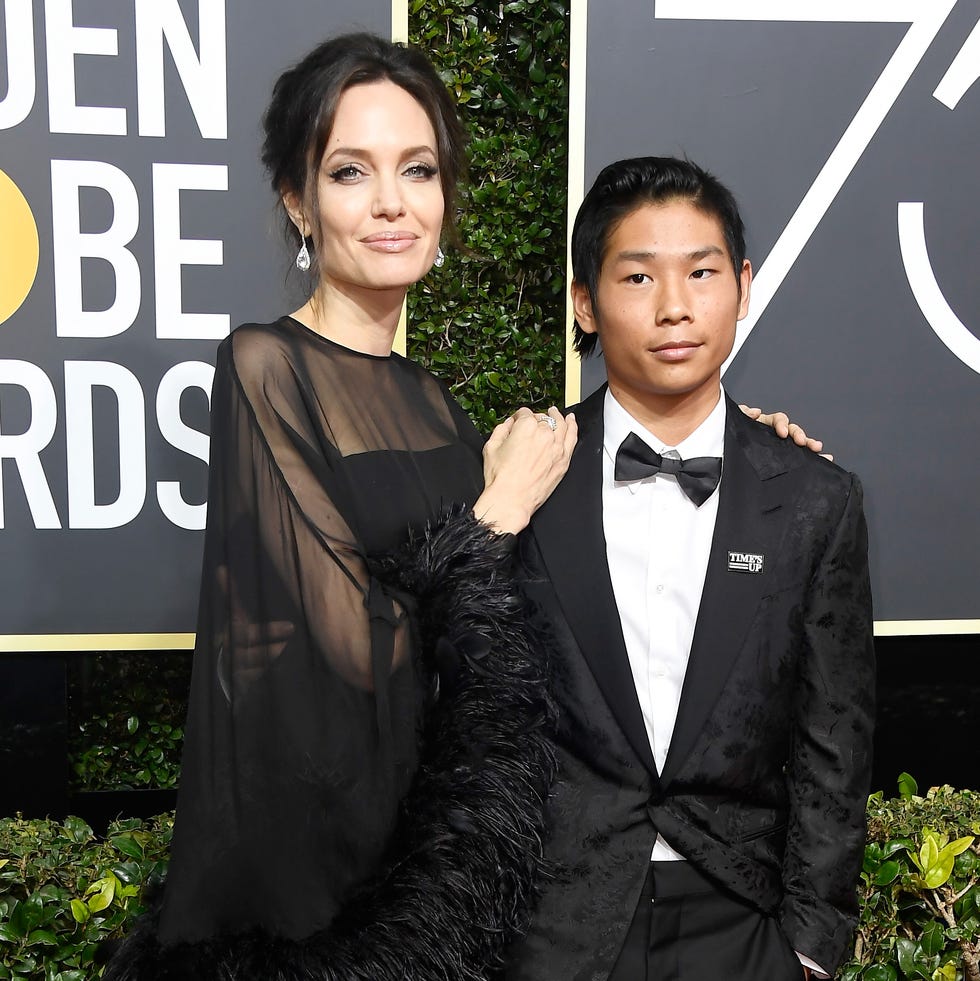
[840,776,980,981]
[0,814,171,980]
[68,654,188,794]
[3,779,978,980]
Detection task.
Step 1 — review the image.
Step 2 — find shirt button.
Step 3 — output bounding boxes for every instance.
[655,584,665,594]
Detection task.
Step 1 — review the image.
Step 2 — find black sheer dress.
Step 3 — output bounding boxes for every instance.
[105,317,556,981]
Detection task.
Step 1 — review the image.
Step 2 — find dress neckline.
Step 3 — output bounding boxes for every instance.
[282,315,394,361]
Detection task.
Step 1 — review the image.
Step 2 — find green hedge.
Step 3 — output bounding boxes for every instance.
[68,654,188,794]
[840,777,980,981]
[0,815,171,980]
[407,0,569,431]
[3,779,977,980]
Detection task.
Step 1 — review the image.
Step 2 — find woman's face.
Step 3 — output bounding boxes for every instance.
[291,79,445,297]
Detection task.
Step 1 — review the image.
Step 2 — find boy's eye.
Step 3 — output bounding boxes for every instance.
[691,268,715,280]
[626,273,650,284]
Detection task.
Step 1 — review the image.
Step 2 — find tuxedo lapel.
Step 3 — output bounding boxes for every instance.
[659,399,790,788]
[530,387,659,778]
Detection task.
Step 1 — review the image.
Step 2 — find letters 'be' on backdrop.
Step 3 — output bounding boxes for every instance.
[565,0,980,635]
[0,0,400,651]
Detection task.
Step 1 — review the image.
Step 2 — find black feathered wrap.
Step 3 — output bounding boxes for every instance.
[103,509,557,981]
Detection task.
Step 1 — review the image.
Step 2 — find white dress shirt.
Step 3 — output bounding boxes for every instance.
[601,387,724,861]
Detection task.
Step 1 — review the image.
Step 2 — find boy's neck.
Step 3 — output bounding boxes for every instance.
[609,379,723,447]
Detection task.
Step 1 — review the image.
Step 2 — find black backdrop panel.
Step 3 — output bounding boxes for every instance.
[577,1,980,624]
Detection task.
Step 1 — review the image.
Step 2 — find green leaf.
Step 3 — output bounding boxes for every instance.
[11,896,38,935]
[896,938,919,976]
[0,923,22,942]
[919,834,940,873]
[864,842,884,871]
[26,928,58,946]
[954,849,978,875]
[873,860,901,885]
[864,966,899,981]
[883,838,916,858]
[62,816,93,843]
[932,964,956,981]
[127,715,139,734]
[85,876,116,913]
[923,851,955,889]
[897,772,919,798]
[944,835,974,857]
[69,900,90,924]
[961,914,980,939]
[110,834,145,860]
[920,920,945,956]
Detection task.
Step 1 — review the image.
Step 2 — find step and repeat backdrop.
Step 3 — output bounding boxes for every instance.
[2,1,977,646]
[566,0,980,633]
[0,0,398,649]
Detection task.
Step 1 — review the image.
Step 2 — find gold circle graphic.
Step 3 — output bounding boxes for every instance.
[0,169,40,325]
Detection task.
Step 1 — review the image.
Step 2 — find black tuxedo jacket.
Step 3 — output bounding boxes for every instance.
[506,388,875,981]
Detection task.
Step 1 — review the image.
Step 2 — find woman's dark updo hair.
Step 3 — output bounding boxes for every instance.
[262,33,467,261]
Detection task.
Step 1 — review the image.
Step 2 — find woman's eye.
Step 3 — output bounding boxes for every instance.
[405,163,438,180]
[328,164,363,182]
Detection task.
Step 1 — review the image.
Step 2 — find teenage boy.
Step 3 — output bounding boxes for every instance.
[507,157,874,981]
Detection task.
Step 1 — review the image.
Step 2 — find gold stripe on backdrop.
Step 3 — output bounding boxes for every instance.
[564,0,588,409]
[3,618,975,651]
[0,634,196,653]
[390,0,408,42]
[874,620,980,637]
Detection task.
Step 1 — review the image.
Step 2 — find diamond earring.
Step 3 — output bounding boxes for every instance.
[433,245,445,268]
[295,239,311,271]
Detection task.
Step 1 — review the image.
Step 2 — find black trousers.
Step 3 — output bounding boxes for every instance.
[608,862,806,981]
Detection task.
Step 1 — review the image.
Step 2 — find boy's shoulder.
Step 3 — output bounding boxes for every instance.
[733,409,859,500]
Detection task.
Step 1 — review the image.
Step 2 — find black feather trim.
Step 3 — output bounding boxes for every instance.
[104,509,556,981]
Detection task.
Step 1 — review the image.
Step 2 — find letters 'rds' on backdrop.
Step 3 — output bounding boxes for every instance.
[0,0,396,647]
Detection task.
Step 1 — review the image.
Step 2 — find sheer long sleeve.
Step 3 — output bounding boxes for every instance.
[157,324,430,945]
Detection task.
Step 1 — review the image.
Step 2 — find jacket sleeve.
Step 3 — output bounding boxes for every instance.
[779,473,875,975]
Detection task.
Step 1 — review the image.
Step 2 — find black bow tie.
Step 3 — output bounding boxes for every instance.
[614,432,722,507]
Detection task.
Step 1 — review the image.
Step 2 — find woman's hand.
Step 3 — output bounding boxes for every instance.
[738,404,832,461]
[475,406,578,535]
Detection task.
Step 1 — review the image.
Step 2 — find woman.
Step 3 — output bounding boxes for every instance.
[106,32,575,981]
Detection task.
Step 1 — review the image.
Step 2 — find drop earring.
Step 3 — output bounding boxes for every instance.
[433,245,445,268]
[295,238,311,271]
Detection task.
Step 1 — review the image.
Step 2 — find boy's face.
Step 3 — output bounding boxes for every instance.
[573,198,751,414]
